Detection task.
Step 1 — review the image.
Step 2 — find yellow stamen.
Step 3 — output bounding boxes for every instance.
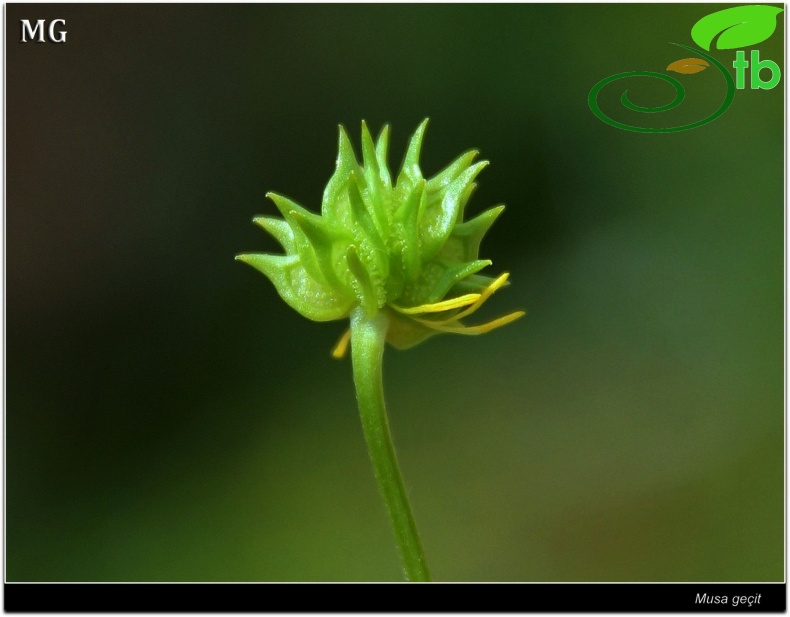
[391,293,480,315]
[335,272,519,355]
[422,272,511,326]
[417,310,526,335]
[331,328,351,359]
[453,272,510,320]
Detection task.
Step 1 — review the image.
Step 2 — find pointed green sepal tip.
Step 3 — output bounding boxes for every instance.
[398,119,429,183]
[360,121,378,171]
[427,150,480,193]
[253,216,295,252]
[373,124,392,187]
[267,192,310,221]
[337,124,359,168]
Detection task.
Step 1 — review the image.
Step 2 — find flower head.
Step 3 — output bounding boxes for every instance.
[237,119,524,356]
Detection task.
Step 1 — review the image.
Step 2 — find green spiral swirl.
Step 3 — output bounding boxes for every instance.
[588,43,735,133]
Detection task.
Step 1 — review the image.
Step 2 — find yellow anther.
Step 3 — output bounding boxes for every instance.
[391,293,480,315]
[335,272,518,355]
[331,328,351,359]
[417,310,525,335]
[450,272,510,320]
[419,272,512,326]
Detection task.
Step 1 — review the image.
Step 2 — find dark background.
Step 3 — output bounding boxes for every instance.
[6,4,784,581]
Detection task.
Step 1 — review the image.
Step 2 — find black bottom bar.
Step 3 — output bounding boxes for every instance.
[3,582,786,612]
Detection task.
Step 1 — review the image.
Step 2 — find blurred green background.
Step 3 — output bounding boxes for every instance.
[6,4,783,582]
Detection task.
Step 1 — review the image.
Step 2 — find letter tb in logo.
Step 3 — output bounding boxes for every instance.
[733,50,781,90]
[20,19,67,43]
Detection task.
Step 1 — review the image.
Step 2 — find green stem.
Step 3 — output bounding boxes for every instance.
[349,307,431,582]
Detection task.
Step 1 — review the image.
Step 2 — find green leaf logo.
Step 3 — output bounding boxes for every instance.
[691,5,783,51]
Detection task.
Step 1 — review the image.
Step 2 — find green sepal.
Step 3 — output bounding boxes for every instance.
[253,216,295,253]
[322,125,361,217]
[346,245,382,317]
[426,150,478,196]
[267,192,331,287]
[268,191,340,284]
[419,161,488,262]
[236,253,353,322]
[347,172,386,249]
[375,125,392,190]
[349,167,389,242]
[360,121,379,172]
[452,163,488,222]
[448,273,503,295]
[396,118,428,188]
[427,259,491,304]
[437,205,505,263]
[360,121,383,201]
[393,180,426,283]
[289,209,349,294]
[400,258,491,306]
[346,172,390,294]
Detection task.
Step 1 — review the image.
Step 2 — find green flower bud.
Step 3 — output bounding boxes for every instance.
[237,119,523,354]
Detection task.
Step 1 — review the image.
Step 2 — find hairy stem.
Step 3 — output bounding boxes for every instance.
[350,307,431,582]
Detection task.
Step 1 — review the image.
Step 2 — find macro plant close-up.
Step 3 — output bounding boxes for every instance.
[6,3,782,595]
[238,120,524,580]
